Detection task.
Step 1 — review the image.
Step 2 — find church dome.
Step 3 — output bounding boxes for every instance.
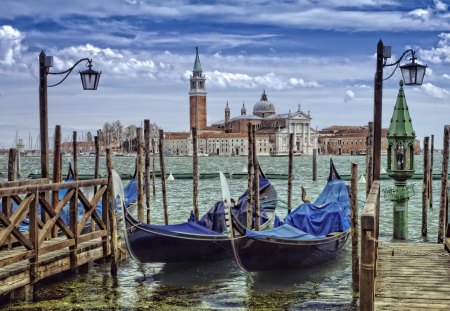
[253,90,275,117]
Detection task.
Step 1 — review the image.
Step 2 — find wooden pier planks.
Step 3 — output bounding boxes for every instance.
[375,242,450,310]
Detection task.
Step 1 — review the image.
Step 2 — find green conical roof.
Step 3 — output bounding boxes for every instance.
[387,80,415,138]
[193,47,202,72]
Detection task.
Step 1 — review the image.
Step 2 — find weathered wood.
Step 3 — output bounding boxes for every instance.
[94,135,100,192]
[101,185,109,259]
[136,127,144,222]
[438,125,450,243]
[151,138,157,198]
[37,194,74,239]
[247,123,253,229]
[144,119,151,224]
[4,148,17,248]
[0,194,35,247]
[52,125,62,238]
[106,149,119,276]
[69,184,78,271]
[0,179,47,189]
[312,148,317,181]
[39,50,49,182]
[0,179,107,197]
[287,133,293,213]
[360,181,380,311]
[73,131,78,180]
[252,125,260,231]
[429,134,434,209]
[350,162,359,293]
[366,121,374,196]
[192,127,199,220]
[159,130,169,225]
[375,242,450,310]
[422,136,429,237]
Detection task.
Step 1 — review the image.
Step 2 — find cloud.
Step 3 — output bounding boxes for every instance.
[420,33,450,64]
[442,74,450,80]
[344,90,355,102]
[434,0,448,11]
[421,82,450,98]
[0,25,25,66]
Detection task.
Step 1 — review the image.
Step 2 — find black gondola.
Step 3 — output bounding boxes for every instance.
[122,170,278,263]
[225,159,350,272]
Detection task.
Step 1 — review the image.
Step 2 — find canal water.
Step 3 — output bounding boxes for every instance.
[0,154,444,310]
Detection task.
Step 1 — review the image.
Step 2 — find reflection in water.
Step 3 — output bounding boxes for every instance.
[0,155,441,310]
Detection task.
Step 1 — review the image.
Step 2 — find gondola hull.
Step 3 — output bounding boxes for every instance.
[124,219,232,263]
[231,231,349,272]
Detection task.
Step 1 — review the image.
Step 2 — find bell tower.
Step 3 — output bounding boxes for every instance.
[189,47,207,131]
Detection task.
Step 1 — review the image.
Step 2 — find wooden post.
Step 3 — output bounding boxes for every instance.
[106,149,119,275]
[144,120,151,224]
[422,136,429,237]
[3,148,17,248]
[288,133,294,213]
[73,131,78,180]
[252,125,260,231]
[52,125,62,238]
[28,189,39,301]
[429,134,434,209]
[438,125,450,243]
[39,50,49,182]
[312,148,317,181]
[192,127,199,220]
[151,138,157,198]
[247,123,253,229]
[350,162,359,292]
[372,40,384,182]
[366,122,374,196]
[69,180,79,272]
[159,130,169,225]
[136,127,144,222]
[16,147,21,178]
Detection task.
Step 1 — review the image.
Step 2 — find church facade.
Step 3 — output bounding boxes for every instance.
[164,49,317,156]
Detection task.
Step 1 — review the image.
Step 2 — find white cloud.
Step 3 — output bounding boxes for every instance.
[434,0,448,11]
[421,82,450,98]
[0,25,25,66]
[344,90,355,102]
[408,8,430,20]
[442,73,450,80]
[419,33,450,64]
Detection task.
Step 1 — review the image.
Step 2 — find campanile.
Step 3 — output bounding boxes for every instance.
[189,47,207,131]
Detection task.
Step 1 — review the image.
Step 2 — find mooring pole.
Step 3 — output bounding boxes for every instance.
[288,133,294,213]
[438,125,450,243]
[247,123,253,229]
[151,138,157,198]
[73,131,78,180]
[106,148,119,276]
[429,134,434,209]
[159,130,169,225]
[252,124,260,231]
[366,122,374,196]
[4,148,17,248]
[136,127,144,222]
[192,127,200,220]
[94,136,100,192]
[422,136,429,237]
[312,148,317,181]
[144,120,151,224]
[52,125,62,238]
[350,162,359,292]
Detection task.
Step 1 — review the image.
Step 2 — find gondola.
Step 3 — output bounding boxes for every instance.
[225,159,350,272]
[122,169,278,263]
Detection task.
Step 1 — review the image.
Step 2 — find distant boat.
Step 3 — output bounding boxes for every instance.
[241,166,248,173]
[167,173,175,181]
[358,175,366,184]
[198,153,209,157]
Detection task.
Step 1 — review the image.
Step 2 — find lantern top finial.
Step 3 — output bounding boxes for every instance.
[399,80,404,88]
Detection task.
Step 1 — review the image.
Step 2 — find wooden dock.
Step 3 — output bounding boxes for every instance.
[375,242,450,310]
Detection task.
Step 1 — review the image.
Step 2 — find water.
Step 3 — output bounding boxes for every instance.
[0,154,444,310]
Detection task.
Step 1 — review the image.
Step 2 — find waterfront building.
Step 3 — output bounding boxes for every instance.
[165,49,317,156]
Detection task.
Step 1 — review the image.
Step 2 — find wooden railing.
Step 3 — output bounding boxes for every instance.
[0,176,111,294]
[359,180,380,311]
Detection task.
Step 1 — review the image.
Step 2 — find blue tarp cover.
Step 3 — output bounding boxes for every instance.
[190,175,272,233]
[123,178,137,208]
[282,179,350,237]
[245,224,321,240]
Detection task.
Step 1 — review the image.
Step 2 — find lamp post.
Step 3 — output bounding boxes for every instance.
[39,50,101,180]
[372,40,426,182]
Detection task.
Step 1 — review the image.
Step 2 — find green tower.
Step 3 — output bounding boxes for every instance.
[386,80,416,240]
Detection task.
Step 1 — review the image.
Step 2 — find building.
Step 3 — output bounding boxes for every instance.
[165,48,317,156]
[317,125,420,155]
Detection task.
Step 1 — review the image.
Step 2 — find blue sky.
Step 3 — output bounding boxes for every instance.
[0,0,450,147]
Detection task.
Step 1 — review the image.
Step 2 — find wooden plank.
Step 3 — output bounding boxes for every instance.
[0,250,34,268]
[375,242,450,310]
[78,230,107,244]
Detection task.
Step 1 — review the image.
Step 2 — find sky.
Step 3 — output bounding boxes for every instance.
[1,0,450,148]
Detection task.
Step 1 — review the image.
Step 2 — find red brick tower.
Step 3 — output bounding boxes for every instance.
[189,47,207,131]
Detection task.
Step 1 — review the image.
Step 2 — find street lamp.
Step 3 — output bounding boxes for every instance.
[372,40,426,182]
[39,50,101,179]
